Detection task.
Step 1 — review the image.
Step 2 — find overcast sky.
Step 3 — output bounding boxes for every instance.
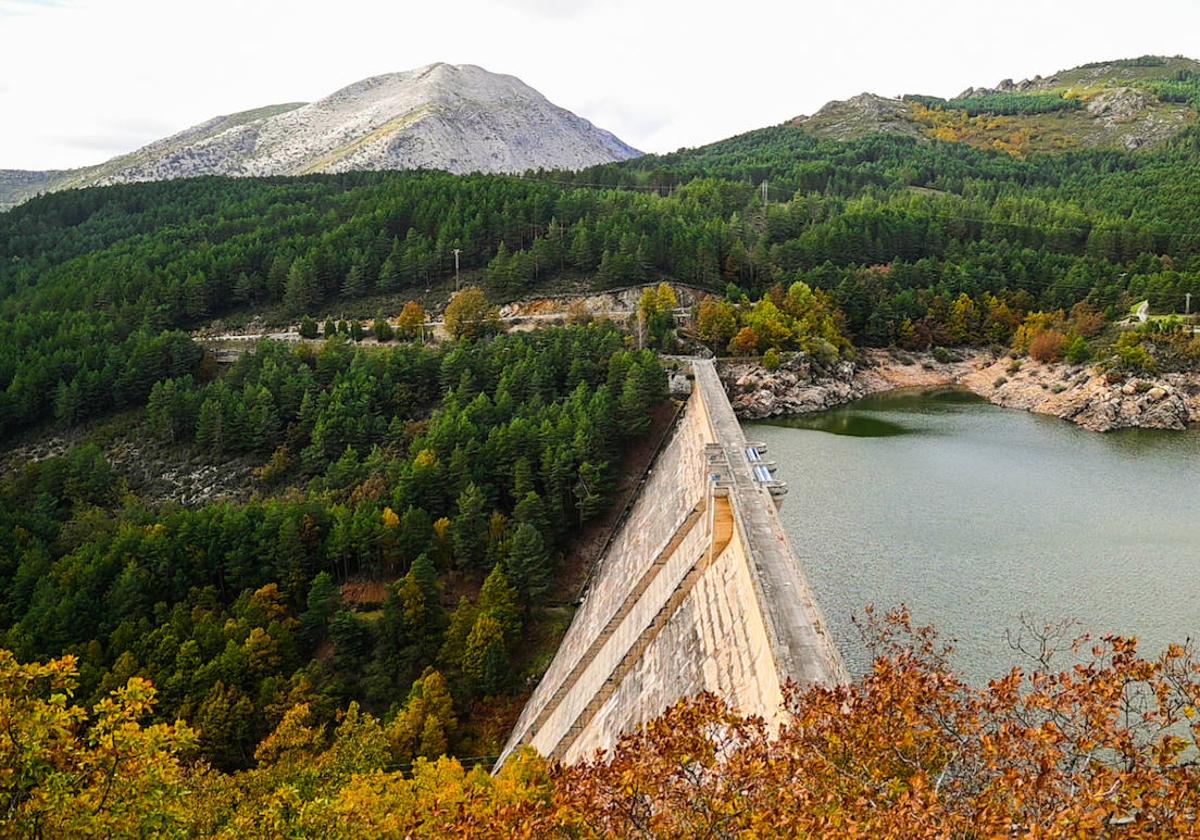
[2,0,1198,170]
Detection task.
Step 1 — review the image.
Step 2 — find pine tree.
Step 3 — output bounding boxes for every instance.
[487,242,512,291]
[299,571,341,648]
[478,564,521,645]
[284,257,321,315]
[461,613,505,683]
[451,483,489,569]
[233,271,264,305]
[513,489,547,536]
[569,226,594,269]
[398,553,445,664]
[195,397,223,454]
[377,239,403,292]
[480,640,510,695]
[342,263,367,298]
[194,681,255,771]
[506,522,551,606]
[438,596,477,668]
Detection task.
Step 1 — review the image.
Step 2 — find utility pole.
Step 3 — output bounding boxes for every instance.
[452,248,461,291]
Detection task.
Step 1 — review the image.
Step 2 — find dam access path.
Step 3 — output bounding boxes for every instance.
[497,358,847,767]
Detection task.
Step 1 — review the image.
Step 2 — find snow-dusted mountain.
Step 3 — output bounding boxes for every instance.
[1,63,640,208]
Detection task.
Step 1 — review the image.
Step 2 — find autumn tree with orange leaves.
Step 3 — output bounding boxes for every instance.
[6,609,1200,837]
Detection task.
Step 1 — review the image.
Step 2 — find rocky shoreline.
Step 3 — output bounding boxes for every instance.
[719,349,1200,433]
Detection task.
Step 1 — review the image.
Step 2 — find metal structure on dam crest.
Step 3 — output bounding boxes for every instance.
[497,359,846,767]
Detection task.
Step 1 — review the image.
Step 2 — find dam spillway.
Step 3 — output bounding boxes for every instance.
[496,359,846,766]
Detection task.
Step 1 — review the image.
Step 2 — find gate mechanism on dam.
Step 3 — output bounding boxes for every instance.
[496,359,846,768]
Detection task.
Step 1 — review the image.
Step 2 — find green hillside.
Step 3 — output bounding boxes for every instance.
[793,55,1200,156]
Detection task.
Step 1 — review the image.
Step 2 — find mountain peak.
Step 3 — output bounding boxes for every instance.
[1,63,639,207]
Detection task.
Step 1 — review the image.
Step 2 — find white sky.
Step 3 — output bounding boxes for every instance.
[1,0,1198,170]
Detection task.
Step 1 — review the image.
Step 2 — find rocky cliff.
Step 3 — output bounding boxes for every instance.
[720,350,1199,433]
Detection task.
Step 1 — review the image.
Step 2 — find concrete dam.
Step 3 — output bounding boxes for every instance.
[497,359,847,766]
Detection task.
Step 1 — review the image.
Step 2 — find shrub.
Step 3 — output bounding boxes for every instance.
[727,327,760,356]
[1028,330,1067,362]
[373,318,394,342]
[1114,332,1158,373]
[993,376,1008,388]
[1064,335,1091,365]
[932,346,952,364]
[804,338,840,367]
[298,316,318,339]
[1068,301,1105,338]
[762,348,782,371]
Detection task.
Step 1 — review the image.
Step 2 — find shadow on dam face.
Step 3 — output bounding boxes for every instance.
[496,359,846,768]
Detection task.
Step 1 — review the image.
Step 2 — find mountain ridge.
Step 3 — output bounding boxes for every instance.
[0,62,639,209]
[6,56,1200,210]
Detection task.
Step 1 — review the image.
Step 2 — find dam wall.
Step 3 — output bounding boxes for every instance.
[498,359,846,766]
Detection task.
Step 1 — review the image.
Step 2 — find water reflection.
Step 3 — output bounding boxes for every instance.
[762,388,984,437]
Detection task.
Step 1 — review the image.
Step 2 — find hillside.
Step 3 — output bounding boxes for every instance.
[0,63,639,209]
[794,55,1200,156]
[2,51,1200,804]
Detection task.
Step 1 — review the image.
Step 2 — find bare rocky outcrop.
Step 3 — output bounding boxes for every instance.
[1,422,258,507]
[962,357,1199,432]
[719,349,1200,433]
[1086,87,1154,122]
[719,350,983,420]
[793,93,924,141]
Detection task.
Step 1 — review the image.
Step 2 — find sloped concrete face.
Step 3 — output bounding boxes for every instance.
[497,359,846,767]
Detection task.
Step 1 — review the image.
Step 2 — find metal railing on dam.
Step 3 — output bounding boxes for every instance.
[496,358,846,768]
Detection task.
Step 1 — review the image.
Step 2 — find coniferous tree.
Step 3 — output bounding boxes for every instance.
[451,483,489,569]
[342,263,368,299]
[505,522,551,606]
[285,257,321,315]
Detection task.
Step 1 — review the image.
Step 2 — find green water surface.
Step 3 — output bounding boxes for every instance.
[749,387,1200,682]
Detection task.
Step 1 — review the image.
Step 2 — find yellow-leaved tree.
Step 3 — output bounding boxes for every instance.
[0,651,196,838]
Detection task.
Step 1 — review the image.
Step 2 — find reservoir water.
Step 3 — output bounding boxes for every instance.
[748,387,1200,682]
